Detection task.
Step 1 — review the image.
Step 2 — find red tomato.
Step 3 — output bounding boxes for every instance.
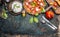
[45,11,54,19]
[53,2,58,7]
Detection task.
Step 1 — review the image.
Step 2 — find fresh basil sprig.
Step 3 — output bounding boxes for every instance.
[2,9,8,19]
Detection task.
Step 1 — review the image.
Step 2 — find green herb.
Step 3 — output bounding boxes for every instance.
[34,17,38,23]
[35,13,39,16]
[14,4,20,8]
[22,0,24,2]
[2,9,8,19]
[31,2,36,7]
[29,17,34,23]
[41,8,45,13]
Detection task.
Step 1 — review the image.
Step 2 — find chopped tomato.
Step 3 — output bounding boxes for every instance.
[27,4,32,8]
[25,2,29,5]
[33,0,37,1]
[28,0,33,2]
[38,0,43,2]
[31,9,36,15]
[35,7,40,11]
[40,2,45,7]
[24,0,46,15]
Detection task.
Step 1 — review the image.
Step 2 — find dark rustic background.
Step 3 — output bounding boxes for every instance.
[0,0,60,37]
[0,14,59,37]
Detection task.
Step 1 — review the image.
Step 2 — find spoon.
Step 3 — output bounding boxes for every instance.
[40,16,57,30]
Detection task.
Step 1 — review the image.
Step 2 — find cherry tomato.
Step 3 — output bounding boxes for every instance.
[53,2,58,7]
[45,10,54,19]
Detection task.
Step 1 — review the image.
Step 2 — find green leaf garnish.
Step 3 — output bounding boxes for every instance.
[41,8,45,13]
[34,17,38,23]
[31,2,36,7]
[29,17,34,23]
[14,4,20,8]
[35,13,39,16]
[2,9,8,19]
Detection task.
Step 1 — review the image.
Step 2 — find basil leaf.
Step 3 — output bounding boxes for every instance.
[2,9,8,19]
[35,13,39,16]
[41,8,45,13]
[34,17,38,23]
[29,17,34,23]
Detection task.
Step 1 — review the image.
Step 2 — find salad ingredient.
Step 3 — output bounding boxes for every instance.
[41,8,45,13]
[34,17,38,23]
[2,9,8,19]
[12,1,22,13]
[23,0,46,15]
[45,10,54,19]
[29,17,34,23]
[22,10,26,17]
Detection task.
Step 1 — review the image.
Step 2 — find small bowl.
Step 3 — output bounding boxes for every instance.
[8,0,23,15]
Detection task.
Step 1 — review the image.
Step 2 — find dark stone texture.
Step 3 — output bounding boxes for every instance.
[0,13,59,35]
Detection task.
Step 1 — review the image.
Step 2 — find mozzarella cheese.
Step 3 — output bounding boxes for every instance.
[12,1,22,13]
